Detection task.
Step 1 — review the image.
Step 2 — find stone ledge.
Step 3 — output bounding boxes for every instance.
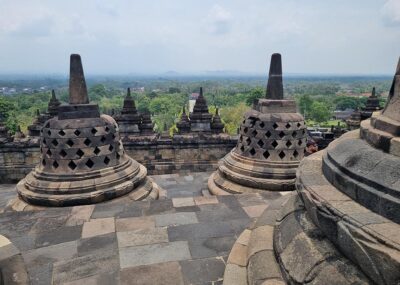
[298,150,400,284]
[273,194,370,285]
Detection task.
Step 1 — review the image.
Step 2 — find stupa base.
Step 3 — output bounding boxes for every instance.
[6,160,159,211]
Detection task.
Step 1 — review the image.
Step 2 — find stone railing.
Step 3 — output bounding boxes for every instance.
[0,134,237,183]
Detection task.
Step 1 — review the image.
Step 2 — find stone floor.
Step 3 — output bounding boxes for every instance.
[0,172,284,285]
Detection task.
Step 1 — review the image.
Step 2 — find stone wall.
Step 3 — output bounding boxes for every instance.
[0,136,237,183]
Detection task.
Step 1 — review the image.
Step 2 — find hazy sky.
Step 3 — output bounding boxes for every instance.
[0,0,399,75]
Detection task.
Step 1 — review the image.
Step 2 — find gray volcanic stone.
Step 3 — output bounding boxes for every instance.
[77,232,117,256]
[266,53,284,100]
[248,250,281,283]
[180,257,226,285]
[13,53,159,209]
[120,262,184,285]
[188,236,236,259]
[208,53,306,195]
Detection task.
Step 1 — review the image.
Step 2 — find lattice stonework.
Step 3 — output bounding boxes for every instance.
[40,121,124,173]
[235,116,307,161]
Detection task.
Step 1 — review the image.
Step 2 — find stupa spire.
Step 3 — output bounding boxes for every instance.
[266,53,283,100]
[382,57,400,121]
[371,87,376,98]
[69,54,89,104]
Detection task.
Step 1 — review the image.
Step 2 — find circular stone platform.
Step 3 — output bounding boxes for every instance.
[9,54,159,210]
[208,54,306,195]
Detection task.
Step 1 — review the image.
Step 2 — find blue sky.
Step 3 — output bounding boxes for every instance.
[0,0,399,75]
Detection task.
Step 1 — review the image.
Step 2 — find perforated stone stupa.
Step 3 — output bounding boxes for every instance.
[10,54,159,209]
[208,53,306,195]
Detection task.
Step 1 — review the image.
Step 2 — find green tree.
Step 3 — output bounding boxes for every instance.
[309,101,331,123]
[220,103,250,134]
[245,87,264,106]
[297,94,313,118]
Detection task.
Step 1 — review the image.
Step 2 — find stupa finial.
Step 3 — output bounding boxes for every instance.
[69,54,89,105]
[266,53,283,100]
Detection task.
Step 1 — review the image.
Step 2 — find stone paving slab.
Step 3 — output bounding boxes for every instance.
[119,241,191,268]
[117,228,168,247]
[0,172,284,284]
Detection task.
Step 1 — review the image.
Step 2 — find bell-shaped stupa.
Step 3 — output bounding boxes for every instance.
[12,54,159,208]
[208,53,307,194]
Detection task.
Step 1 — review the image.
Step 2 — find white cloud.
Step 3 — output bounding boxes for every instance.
[0,0,398,74]
[206,5,232,35]
[382,0,400,25]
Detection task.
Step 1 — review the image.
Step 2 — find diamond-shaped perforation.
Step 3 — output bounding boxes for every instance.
[47,130,51,136]
[239,136,243,142]
[249,148,256,156]
[100,136,106,143]
[43,138,47,146]
[273,123,278,129]
[259,122,265,128]
[109,145,114,152]
[46,149,52,157]
[45,122,50,128]
[271,140,278,148]
[105,126,110,133]
[111,134,116,140]
[252,130,258,137]
[257,140,264,148]
[84,138,91,146]
[42,159,46,166]
[240,145,245,152]
[297,122,302,128]
[116,153,121,160]
[298,139,303,146]
[292,131,297,138]
[91,128,98,135]
[279,151,286,159]
[86,159,94,168]
[286,140,292,148]
[279,131,285,138]
[265,131,271,138]
[94,147,101,155]
[263,151,270,159]
[244,127,248,134]
[68,161,77,170]
[249,119,255,127]
[76,149,84,158]
[293,150,299,158]
[66,139,74,147]
[53,161,59,169]
[59,149,67,158]
[285,122,291,129]
[246,137,251,145]
[51,139,58,147]
[74,130,81,136]
[104,156,110,165]
[58,130,66,136]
